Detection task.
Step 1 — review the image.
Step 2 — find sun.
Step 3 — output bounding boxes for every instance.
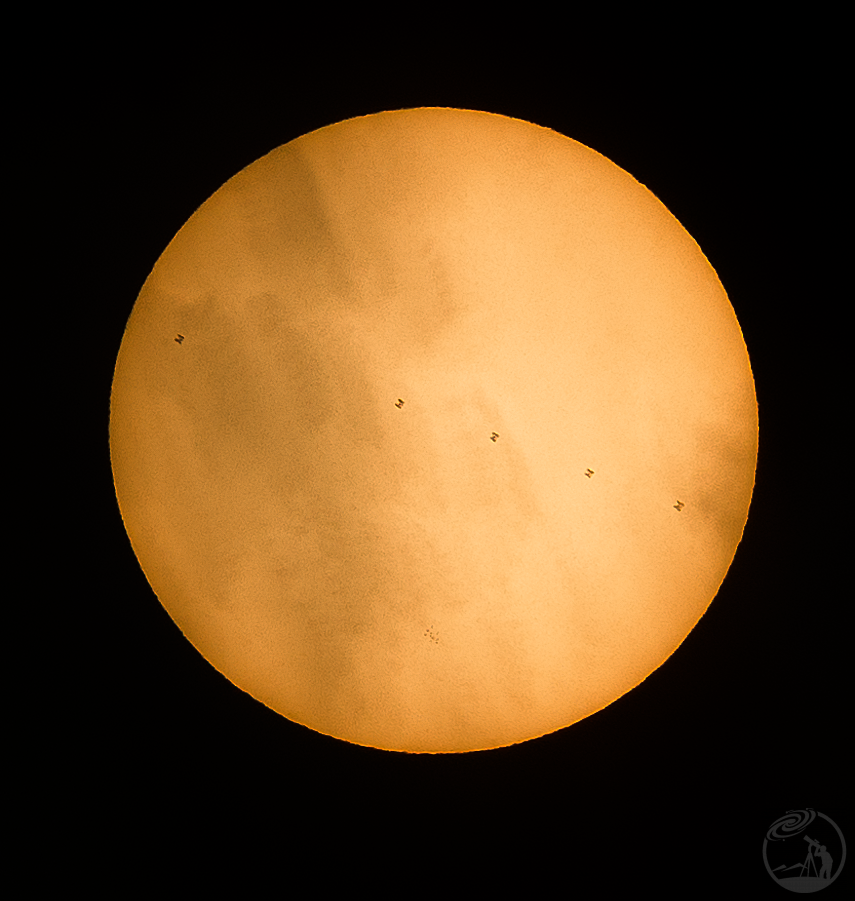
[110,108,757,752]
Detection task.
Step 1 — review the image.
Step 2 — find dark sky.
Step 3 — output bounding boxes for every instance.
[67,45,844,890]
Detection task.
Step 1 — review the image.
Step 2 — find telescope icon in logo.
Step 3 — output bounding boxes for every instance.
[763,809,845,893]
[771,835,833,881]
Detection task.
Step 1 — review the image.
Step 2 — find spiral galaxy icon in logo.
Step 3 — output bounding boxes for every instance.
[763,809,845,892]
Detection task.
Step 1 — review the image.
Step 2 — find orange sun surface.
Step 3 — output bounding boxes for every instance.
[110,108,758,753]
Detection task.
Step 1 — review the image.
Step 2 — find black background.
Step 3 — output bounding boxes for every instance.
[57,33,844,891]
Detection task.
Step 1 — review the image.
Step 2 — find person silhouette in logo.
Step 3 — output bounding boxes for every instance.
[813,843,833,879]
